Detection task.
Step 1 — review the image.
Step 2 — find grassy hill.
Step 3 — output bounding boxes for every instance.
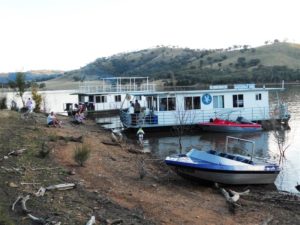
[52,42,300,85]
[0,70,63,83]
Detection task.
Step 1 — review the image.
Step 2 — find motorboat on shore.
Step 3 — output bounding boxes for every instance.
[198,116,262,132]
[165,136,280,185]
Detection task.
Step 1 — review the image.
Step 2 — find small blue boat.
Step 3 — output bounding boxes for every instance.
[165,136,280,185]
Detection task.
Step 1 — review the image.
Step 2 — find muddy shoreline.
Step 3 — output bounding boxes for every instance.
[0,110,299,225]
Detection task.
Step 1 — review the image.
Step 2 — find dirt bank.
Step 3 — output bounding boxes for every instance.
[0,110,299,225]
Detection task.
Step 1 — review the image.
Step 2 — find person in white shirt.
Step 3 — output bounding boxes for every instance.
[47,112,61,127]
[26,98,33,113]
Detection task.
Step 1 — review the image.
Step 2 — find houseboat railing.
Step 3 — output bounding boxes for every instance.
[78,77,156,94]
[119,106,280,128]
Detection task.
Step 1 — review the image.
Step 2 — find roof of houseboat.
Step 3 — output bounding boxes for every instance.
[71,77,286,95]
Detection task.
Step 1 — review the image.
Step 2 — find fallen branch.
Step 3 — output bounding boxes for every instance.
[8,148,26,156]
[102,141,119,146]
[86,216,96,225]
[35,187,46,197]
[221,188,240,203]
[21,195,31,213]
[229,189,250,196]
[46,183,76,191]
[1,166,22,173]
[21,182,41,185]
[127,147,144,154]
[27,213,45,224]
[57,135,83,143]
[30,167,60,171]
[12,196,22,211]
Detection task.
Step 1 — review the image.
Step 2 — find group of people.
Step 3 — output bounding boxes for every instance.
[128,100,141,114]
[73,104,86,124]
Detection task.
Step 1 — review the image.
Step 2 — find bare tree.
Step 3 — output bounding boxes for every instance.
[172,101,196,153]
[272,129,290,164]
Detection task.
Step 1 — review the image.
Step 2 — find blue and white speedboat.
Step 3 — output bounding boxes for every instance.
[165,136,280,185]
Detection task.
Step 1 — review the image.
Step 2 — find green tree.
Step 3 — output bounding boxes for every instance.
[9,72,26,107]
[31,85,42,113]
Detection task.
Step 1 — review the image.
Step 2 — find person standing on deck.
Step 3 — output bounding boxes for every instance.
[134,100,141,114]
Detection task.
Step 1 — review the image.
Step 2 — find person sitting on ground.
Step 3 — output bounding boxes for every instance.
[74,112,84,124]
[47,112,61,127]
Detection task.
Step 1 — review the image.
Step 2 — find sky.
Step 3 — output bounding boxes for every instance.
[0,0,299,73]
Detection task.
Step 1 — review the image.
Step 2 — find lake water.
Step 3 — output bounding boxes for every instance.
[98,84,300,193]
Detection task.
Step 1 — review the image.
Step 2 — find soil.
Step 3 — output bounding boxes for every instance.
[0,110,299,225]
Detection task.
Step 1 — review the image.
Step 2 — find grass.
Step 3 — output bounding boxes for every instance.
[73,144,91,167]
[0,205,14,225]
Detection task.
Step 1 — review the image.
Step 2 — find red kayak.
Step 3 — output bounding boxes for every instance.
[199,117,262,132]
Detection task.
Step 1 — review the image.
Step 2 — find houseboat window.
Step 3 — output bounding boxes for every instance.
[88,96,94,102]
[213,95,224,108]
[233,94,244,107]
[115,95,121,102]
[184,97,192,110]
[256,93,262,101]
[193,97,200,109]
[167,97,176,111]
[184,97,201,110]
[95,95,107,103]
[160,97,176,111]
[146,96,157,111]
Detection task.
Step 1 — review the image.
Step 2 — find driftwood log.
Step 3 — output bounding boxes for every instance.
[35,187,46,197]
[8,148,26,156]
[11,196,22,211]
[12,195,61,224]
[27,213,45,224]
[46,183,76,191]
[21,195,31,213]
[102,140,119,146]
[57,135,83,143]
[215,183,250,213]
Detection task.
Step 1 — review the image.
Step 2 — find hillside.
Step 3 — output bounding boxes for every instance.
[0,70,63,83]
[47,42,300,85]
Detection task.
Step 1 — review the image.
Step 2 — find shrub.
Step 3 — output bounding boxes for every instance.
[73,144,91,167]
[31,86,42,113]
[38,142,50,158]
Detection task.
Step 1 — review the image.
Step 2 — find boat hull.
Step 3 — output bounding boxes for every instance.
[199,117,263,133]
[200,125,262,133]
[167,164,279,185]
[165,148,280,185]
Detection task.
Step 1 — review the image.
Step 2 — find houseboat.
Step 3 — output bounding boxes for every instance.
[119,82,290,131]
